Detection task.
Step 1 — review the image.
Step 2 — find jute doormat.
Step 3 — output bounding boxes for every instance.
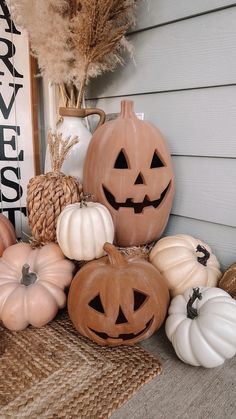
[0,312,162,419]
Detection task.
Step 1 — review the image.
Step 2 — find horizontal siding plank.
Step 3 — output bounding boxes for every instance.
[172,156,236,227]
[135,0,236,30]
[87,8,236,98]
[165,215,236,270]
[87,86,236,158]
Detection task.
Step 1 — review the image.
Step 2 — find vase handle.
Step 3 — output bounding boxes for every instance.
[82,108,106,130]
[59,107,106,130]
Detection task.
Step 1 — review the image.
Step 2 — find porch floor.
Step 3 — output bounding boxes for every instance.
[111,327,236,419]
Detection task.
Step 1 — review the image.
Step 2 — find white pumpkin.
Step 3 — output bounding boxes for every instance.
[56,201,114,261]
[149,234,221,297]
[166,286,236,368]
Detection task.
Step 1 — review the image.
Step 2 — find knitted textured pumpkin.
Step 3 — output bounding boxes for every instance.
[68,243,170,346]
[219,263,236,299]
[27,132,82,244]
[0,242,74,330]
[0,214,17,256]
[83,100,174,246]
[149,234,221,297]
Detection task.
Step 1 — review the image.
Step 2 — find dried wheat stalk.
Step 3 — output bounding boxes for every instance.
[8,0,137,107]
[47,131,79,172]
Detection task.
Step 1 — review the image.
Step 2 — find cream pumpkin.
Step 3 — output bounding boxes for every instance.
[56,201,114,261]
[0,243,74,331]
[149,234,221,297]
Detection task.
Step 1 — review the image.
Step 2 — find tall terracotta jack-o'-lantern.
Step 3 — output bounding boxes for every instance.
[83,100,174,246]
[68,243,170,346]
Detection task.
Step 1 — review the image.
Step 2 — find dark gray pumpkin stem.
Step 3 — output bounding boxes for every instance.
[187,287,202,319]
[79,193,94,208]
[21,264,37,286]
[196,245,210,266]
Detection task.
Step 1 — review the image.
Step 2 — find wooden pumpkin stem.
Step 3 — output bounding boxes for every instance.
[196,245,210,266]
[103,243,127,267]
[187,287,202,319]
[21,264,37,287]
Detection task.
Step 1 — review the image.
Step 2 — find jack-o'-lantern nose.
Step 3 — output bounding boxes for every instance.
[135,172,145,185]
[116,307,128,324]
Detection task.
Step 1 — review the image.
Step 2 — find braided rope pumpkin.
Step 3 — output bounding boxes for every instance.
[27,132,82,244]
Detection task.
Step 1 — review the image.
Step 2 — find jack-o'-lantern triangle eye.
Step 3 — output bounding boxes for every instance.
[89,294,105,313]
[114,149,129,169]
[150,151,165,168]
[133,290,148,311]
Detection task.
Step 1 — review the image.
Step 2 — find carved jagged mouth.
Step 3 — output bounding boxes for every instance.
[103,182,171,214]
[89,317,154,341]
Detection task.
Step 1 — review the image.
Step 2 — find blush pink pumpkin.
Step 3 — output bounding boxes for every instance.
[0,214,17,256]
[0,242,74,330]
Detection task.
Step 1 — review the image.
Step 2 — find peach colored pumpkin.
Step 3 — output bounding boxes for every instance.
[83,100,174,246]
[0,242,74,331]
[0,214,17,256]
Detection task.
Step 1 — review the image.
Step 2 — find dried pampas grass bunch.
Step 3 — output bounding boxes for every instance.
[9,0,137,107]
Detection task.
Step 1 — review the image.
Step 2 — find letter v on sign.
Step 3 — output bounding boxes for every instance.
[0,82,23,119]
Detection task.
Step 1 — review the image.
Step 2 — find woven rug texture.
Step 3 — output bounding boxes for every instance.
[0,312,162,419]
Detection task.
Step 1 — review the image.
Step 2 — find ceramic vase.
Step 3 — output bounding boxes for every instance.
[45,107,105,182]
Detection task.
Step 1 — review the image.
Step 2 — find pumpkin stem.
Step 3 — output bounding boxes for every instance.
[120,100,136,119]
[187,287,202,319]
[196,245,210,266]
[80,193,93,208]
[21,264,37,286]
[103,243,127,267]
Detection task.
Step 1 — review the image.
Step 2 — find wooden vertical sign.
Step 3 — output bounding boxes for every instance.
[0,0,39,237]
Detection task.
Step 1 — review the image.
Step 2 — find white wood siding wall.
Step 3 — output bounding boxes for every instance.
[86,0,236,269]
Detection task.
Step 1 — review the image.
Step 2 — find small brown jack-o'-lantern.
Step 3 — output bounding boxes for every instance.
[68,243,170,346]
[219,263,236,299]
[83,100,174,246]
